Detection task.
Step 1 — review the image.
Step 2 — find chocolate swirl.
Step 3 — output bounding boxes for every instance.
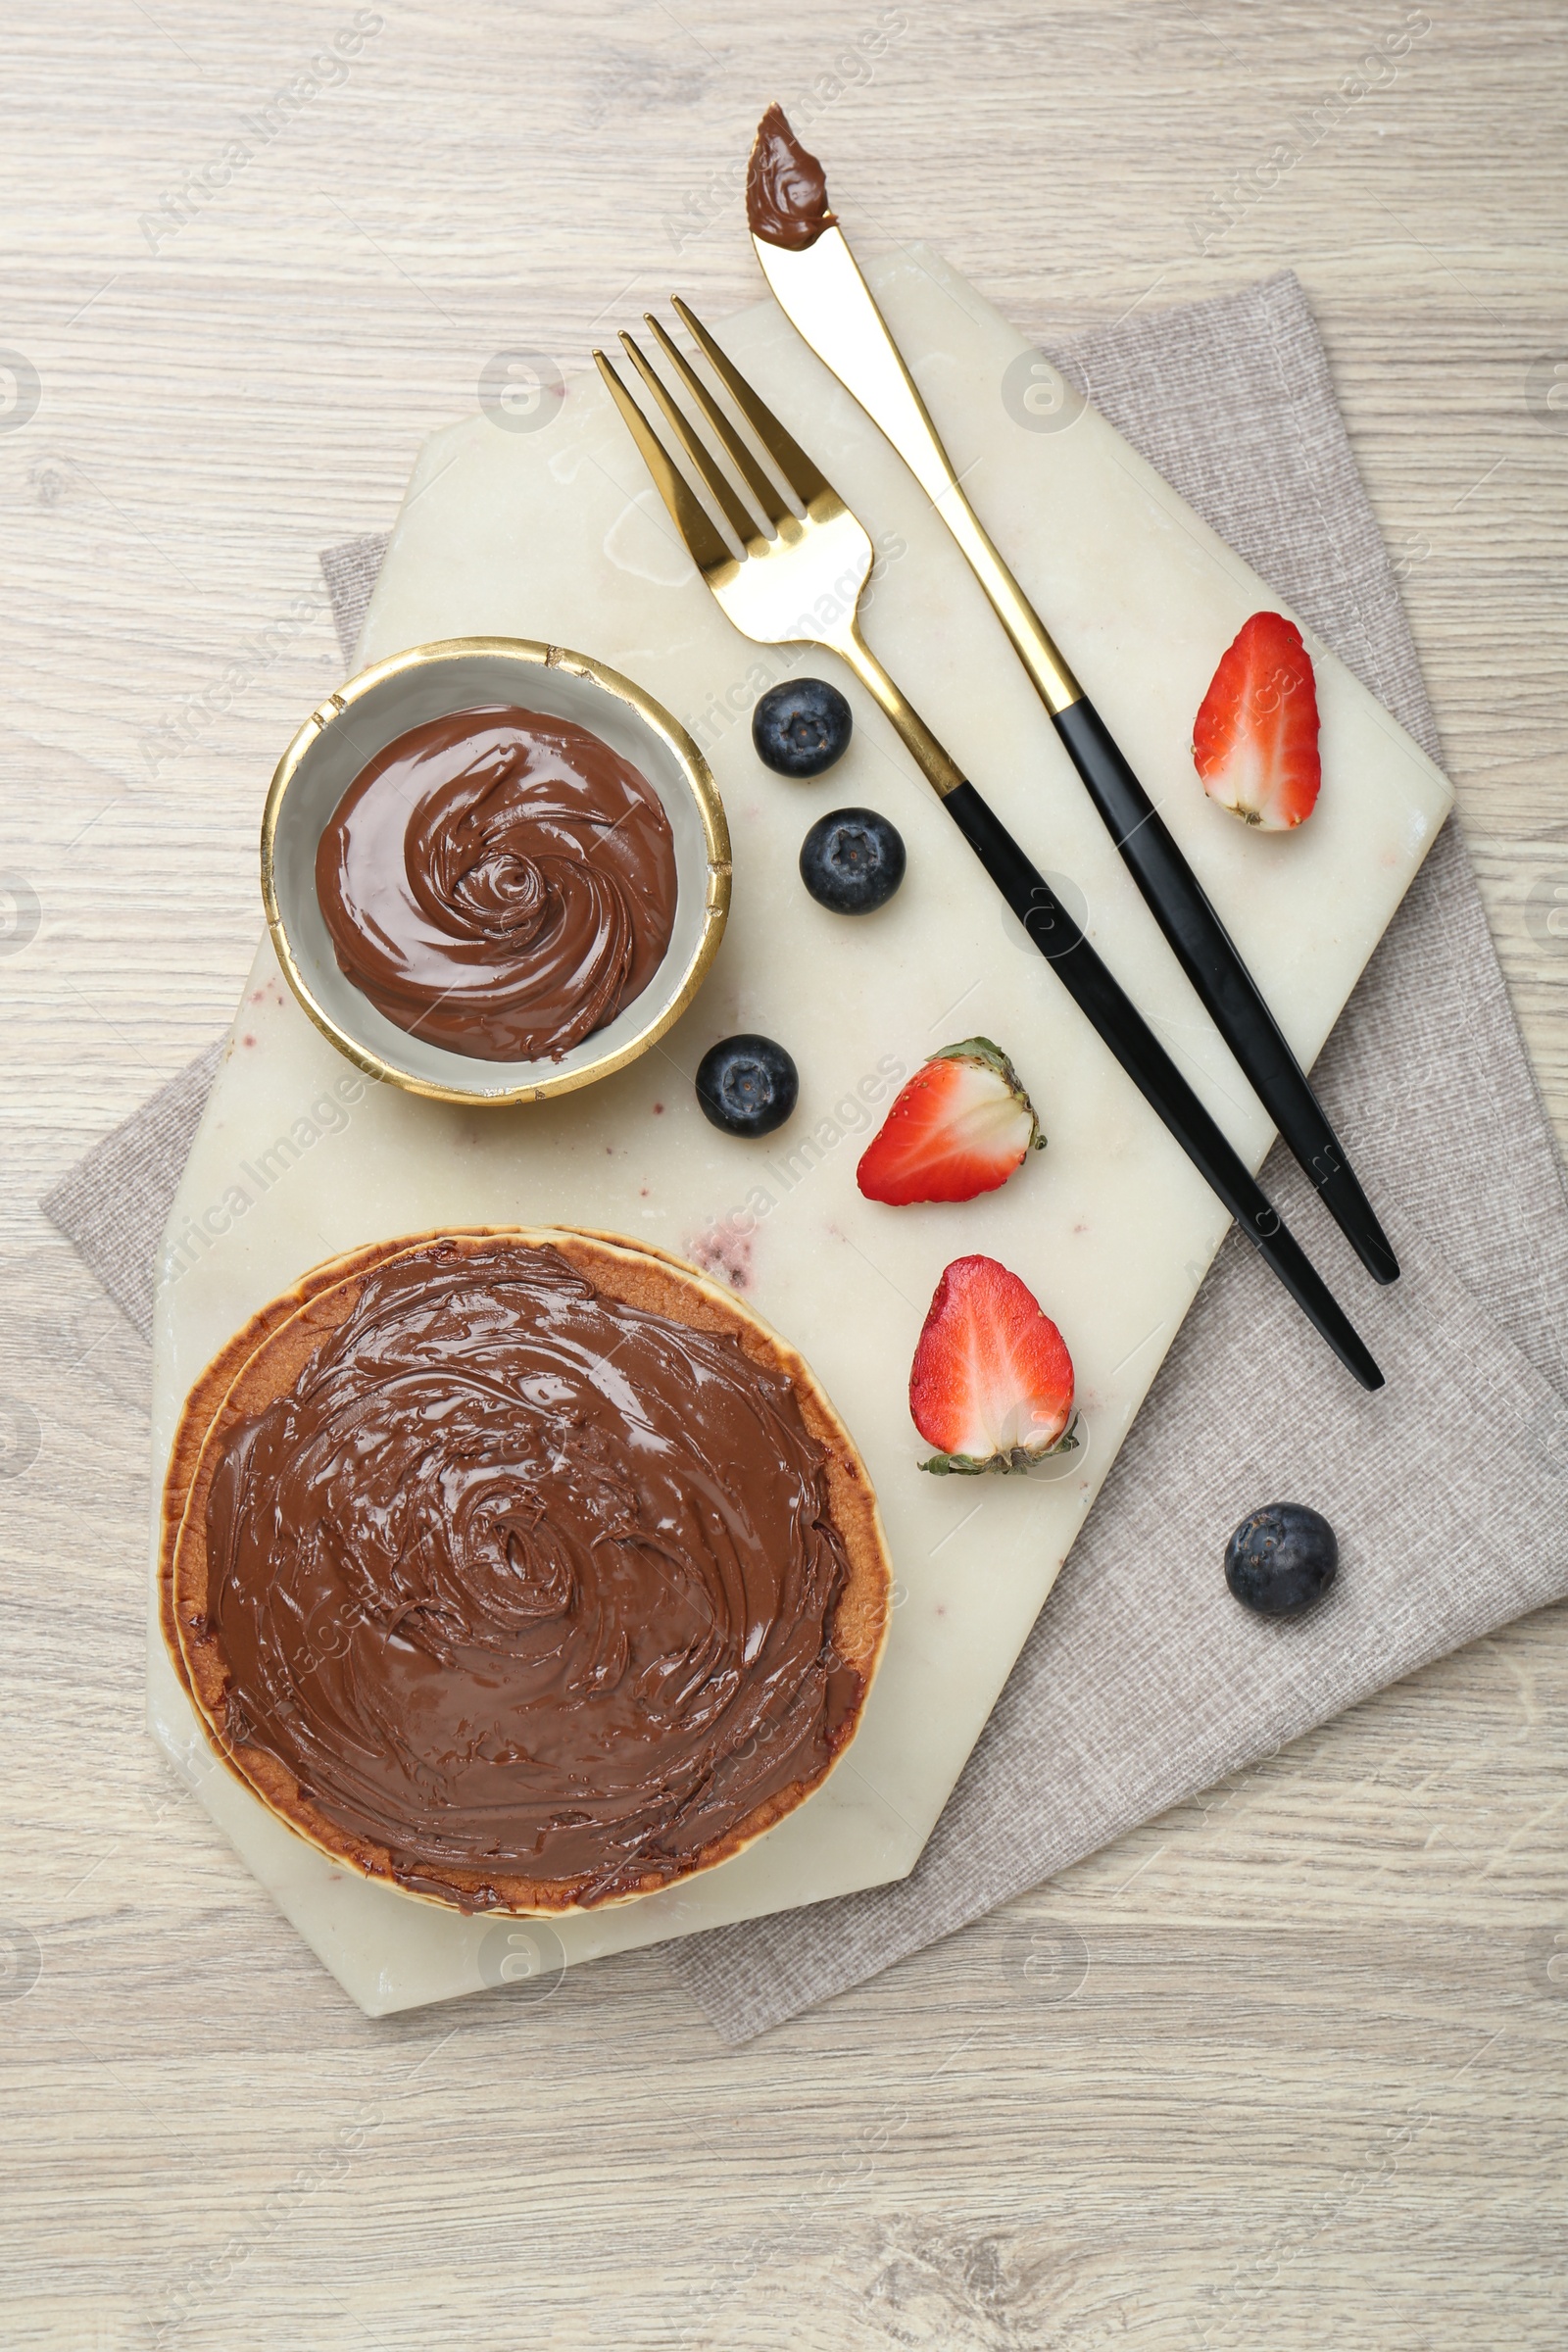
[316,705,678,1062]
[746,103,838,251]
[202,1241,861,1901]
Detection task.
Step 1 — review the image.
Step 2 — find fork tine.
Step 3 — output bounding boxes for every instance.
[617,328,761,549]
[592,349,732,576]
[671,296,832,509]
[643,314,792,531]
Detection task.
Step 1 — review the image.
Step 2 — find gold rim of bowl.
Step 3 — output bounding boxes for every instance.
[260,636,732,1106]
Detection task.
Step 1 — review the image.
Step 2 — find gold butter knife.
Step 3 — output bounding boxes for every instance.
[743,104,1400,1291]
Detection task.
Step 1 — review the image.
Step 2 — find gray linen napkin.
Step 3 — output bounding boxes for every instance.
[43,273,1568,2043]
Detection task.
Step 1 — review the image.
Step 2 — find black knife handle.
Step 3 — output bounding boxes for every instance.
[941,781,1384,1392]
[1051,697,1398,1286]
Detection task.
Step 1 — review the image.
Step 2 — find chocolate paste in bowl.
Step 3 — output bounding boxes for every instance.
[316,705,678,1062]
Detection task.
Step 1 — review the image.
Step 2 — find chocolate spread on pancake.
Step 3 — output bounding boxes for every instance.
[746,104,837,251]
[201,1240,861,1903]
[316,705,678,1063]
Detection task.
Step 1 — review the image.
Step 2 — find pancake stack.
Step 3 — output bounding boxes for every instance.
[159,1227,891,1915]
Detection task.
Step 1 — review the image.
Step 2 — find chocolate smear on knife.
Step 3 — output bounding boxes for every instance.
[747,102,837,251]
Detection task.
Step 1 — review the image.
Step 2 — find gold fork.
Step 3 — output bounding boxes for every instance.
[593,302,1382,1392]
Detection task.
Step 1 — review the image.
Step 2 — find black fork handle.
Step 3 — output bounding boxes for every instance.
[942,781,1384,1392]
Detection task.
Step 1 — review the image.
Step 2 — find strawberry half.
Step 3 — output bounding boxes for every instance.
[909,1254,1077,1477]
[1192,610,1321,830]
[857,1038,1044,1206]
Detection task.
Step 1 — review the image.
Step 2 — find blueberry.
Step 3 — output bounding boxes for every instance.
[799,808,906,915]
[695,1034,799,1138]
[753,678,853,778]
[1224,1501,1339,1618]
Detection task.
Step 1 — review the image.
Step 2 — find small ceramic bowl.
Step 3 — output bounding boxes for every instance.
[261,637,731,1104]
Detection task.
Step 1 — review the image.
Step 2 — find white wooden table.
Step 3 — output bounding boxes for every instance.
[3,6,1565,2345]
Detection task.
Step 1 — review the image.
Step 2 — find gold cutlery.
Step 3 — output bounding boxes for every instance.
[593,303,1382,1391]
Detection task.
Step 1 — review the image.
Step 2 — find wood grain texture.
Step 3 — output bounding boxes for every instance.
[2,4,1565,2345]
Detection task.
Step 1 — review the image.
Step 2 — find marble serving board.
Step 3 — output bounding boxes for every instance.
[149,245,1451,2016]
